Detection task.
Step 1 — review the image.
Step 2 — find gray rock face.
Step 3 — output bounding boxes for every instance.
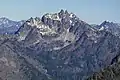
[0,10,120,80]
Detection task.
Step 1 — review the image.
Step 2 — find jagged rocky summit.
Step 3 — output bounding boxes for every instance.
[0,10,120,80]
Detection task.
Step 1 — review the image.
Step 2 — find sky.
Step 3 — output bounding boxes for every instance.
[0,0,120,24]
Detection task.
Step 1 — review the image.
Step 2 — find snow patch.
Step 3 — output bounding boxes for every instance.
[70,13,73,18]
[38,25,57,36]
[99,26,104,31]
[53,47,62,50]
[70,20,72,24]
[94,40,97,43]
[33,40,40,45]
[45,13,61,21]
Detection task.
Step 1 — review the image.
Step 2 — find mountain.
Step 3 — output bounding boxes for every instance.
[14,10,120,79]
[0,10,120,80]
[94,21,120,38]
[0,17,24,34]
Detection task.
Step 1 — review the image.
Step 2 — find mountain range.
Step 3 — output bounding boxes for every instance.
[0,10,120,80]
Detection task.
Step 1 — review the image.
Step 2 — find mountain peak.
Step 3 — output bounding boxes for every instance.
[0,17,9,20]
[100,20,115,26]
[0,17,10,23]
[59,9,64,14]
[26,17,41,27]
[58,9,69,15]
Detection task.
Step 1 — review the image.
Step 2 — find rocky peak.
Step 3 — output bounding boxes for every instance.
[16,10,96,42]
[59,9,64,15]
[40,10,88,33]
[41,10,78,24]
[0,17,9,21]
[26,17,41,27]
[0,17,12,25]
[100,21,113,26]
[65,10,69,15]
[0,17,25,34]
[58,9,69,18]
[100,21,120,29]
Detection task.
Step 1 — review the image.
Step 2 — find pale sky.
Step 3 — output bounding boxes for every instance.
[0,0,120,24]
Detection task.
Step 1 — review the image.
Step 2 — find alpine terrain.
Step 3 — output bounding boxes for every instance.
[0,10,120,80]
